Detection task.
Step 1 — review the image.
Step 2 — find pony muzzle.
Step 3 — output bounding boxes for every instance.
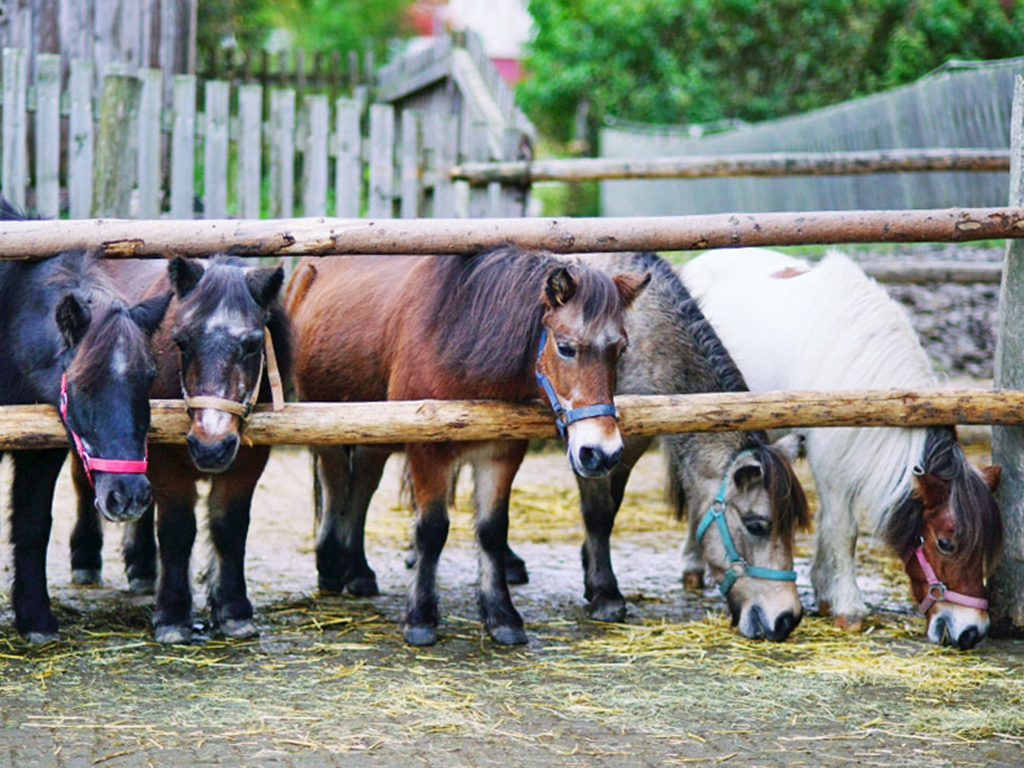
[926,604,989,650]
[727,584,803,642]
[93,472,152,523]
[566,416,623,478]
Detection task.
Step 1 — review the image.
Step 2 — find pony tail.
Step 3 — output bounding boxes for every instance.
[663,437,689,522]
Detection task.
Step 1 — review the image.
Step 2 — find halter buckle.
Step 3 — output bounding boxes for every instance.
[928,583,947,602]
[728,560,748,579]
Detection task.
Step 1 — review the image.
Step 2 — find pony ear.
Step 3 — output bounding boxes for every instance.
[979,464,1002,493]
[128,291,173,337]
[246,265,286,308]
[612,271,651,308]
[913,471,949,508]
[168,257,205,298]
[544,266,578,307]
[771,433,805,461]
[55,293,92,349]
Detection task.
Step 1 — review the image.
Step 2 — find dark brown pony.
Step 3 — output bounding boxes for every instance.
[71,256,291,643]
[285,246,648,646]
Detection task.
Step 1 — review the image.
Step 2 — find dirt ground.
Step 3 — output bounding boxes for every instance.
[0,442,1022,768]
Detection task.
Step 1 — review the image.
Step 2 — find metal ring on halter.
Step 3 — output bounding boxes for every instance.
[695,449,798,596]
[534,327,617,440]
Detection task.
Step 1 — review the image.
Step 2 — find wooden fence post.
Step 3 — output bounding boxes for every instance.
[170,74,196,219]
[137,68,164,218]
[238,84,262,219]
[466,120,490,218]
[1,48,28,210]
[334,98,362,218]
[34,53,61,219]
[91,65,141,218]
[68,59,94,219]
[991,74,1024,635]
[203,80,230,219]
[433,113,458,218]
[303,94,329,217]
[368,103,394,219]
[269,88,295,218]
[400,109,424,218]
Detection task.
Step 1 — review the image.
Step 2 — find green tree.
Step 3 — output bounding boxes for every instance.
[261,0,416,59]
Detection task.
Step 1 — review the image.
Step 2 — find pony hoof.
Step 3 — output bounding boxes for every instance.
[403,625,438,646]
[25,631,59,645]
[506,561,530,586]
[128,578,156,595]
[683,571,705,592]
[834,615,864,633]
[817,601,832,617]
[346,576,380,598]
[317,576,346,595]
[587,600,627,623]
[154,625,192,645]
[489,625,528,645]
[219,619,259,639]
[72,568,102,586]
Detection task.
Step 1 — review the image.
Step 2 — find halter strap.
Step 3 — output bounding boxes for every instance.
[906,545,989,614]
[696,449,797,596]
[181,328,285,422]
[534,327,617,440]
[59,373,148,488]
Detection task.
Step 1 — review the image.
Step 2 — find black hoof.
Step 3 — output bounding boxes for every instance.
[506,558,529,586]
[25,630,60,645]
[218,619,259,639]
[587,598,627,623]
[489,625,528,645]
[403,625,438,646]
[72,568,103,586]
[346,575,380,598]
[128,577,156,595]
[154,624,192,645]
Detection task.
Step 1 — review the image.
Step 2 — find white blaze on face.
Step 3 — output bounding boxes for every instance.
[111,339,129,377]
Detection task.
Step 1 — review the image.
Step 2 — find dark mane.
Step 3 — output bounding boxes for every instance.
[183,255,294,394]
[881,426,1003,569]
[749,442,812,545]
[428,245,626,383]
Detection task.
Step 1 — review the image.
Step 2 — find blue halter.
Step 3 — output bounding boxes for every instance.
[534,327,618,440]
[696,449,798,596]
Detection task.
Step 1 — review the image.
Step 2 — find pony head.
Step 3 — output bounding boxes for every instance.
[536,265,650,478]
[169,256,288,473]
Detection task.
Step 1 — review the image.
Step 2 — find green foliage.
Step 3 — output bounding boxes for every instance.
[518,0,1024,142]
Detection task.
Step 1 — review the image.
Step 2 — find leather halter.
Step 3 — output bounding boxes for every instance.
[696,449,798,596]
[906,544,988,615]
[59,373,148,488]
[534,327,617,440]
[181,327,285,423]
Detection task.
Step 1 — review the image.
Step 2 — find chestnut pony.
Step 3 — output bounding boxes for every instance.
[70,255,291,643]
[285,246,648,646]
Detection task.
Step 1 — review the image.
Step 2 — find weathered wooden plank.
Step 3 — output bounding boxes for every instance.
[269,88,296,218]
[449,149,1016,186]
[137,67,164,218]
[33,53,61,219]
[238,84,262,219]
[68,58,94,219]
[400,109,423,218]
[170,74,197,219]
[203,80,230,219]
[91,65,141,218]
[862,262,1002,285]
[992,74,1024,635]
[0,208,1022,260]
[334,98,362,218]
[303,94,329,217]
[2,389,1024,450]
[1,48,29,210]
[466,120,490,218]
[368,103,394,219]
[433,113,459,218]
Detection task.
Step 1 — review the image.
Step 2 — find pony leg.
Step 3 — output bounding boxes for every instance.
[68,454,103,585]
[10,449,66,642]
[403,444,456,646]
[206,447,269,639]
[122,505,157,594]
[809,480,868,631]
[313,445,387,596]
[472,441,529,645]
[153,488,199,644]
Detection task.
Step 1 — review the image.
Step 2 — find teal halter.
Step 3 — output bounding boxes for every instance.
[696,450,798,596]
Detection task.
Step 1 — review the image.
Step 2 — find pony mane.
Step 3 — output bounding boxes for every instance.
[880,426,1003,570]
[748,441,812,545]
[428,245,626,383]
[182,255,294,392]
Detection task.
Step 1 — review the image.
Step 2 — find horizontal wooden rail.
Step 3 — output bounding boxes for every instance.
[1,208,1023,261]
[863,261,1002,284]
[450,149,1013,186]
[1,389,1020,450]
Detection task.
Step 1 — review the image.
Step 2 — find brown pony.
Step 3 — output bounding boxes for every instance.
[285,246,648,646]
[71,256,291,644]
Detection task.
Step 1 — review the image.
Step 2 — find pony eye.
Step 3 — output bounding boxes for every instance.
[241,334,263,356]
[743,517,771,537]
[556,342,577,359]
[936,538,958,555]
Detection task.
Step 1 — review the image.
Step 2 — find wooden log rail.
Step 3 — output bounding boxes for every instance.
[0,208,1023,261]
[2,389,1021,451]
[449,149,1013,186]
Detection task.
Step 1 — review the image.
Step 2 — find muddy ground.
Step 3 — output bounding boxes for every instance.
[0,443,1022,768]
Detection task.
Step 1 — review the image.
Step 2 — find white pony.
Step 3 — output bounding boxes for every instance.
[682,249,1002,649]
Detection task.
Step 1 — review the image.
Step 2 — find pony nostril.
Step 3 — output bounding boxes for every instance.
[771,610,800,641]
[186,433,201,454]
[606,446,623,469]
[218,434,239,462]
[106,489,125,514]
[956,626,981,651]
[137,483,153,509]
[578,446,603,472]
[747,605,768,639]
[933,617,952,646]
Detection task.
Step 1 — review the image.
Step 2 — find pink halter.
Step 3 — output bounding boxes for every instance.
[59,373,148,487]
[907,545,988,615]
